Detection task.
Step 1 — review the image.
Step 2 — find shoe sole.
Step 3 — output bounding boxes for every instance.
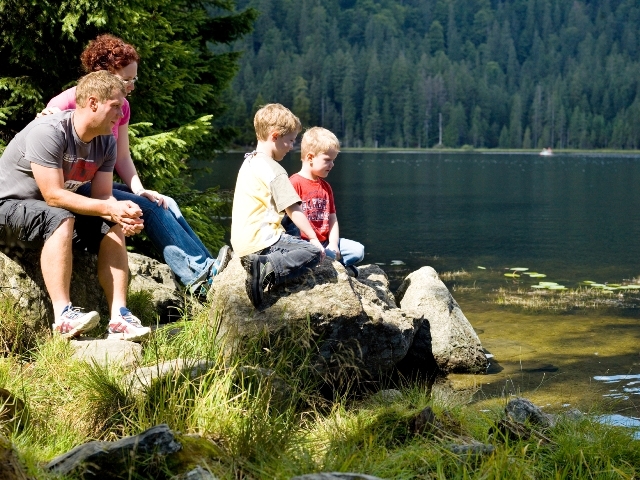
[53,311,101,339]
[107,328,151,342]
[241,255,263,308]
[215,245,232,275]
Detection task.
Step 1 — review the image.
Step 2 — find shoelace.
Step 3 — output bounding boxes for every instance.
[61,305,86,320]
[120,310,142,327]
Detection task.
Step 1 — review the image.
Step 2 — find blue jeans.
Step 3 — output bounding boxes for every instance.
[281,215,364,267]
[76,182,214,285]
[324,238,365,267]
[259,233,322,285]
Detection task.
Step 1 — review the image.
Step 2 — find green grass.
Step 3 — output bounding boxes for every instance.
[0,294,639,479]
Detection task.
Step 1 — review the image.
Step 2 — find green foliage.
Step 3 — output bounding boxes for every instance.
[222,0,640,150]
[0,0,257,256]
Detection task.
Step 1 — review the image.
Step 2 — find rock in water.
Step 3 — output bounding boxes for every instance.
[396,266,487,373]
[505,397,556,427]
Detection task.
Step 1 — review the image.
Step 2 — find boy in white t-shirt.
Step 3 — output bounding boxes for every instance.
[230,104,324,308]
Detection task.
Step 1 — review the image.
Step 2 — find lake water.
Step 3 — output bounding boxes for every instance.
[193,151,640,416]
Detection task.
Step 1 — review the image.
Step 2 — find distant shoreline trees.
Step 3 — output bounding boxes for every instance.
[220,0,640,150]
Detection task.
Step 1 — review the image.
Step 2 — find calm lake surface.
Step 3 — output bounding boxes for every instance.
[193,151,640,417]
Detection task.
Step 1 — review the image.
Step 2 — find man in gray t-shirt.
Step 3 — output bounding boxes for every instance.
[0,71,150,341]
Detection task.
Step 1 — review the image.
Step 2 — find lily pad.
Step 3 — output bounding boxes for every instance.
[510,267,529,272]
[531,285,547,289]
[548,285,567,290]
[607,284,621,287]
[477,266,486,270]
[504,273,520,278]
[538,282,559,286]
[582,281,596,284]
[624,285,640,289]
[528,273,547,278]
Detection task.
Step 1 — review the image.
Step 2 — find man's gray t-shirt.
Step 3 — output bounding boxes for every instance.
[0,110,116,200]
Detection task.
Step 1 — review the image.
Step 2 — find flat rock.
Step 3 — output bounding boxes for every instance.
[397,266,487,373]
[123,359,214,393]
[70,339,142,369]
[47,424,181,477]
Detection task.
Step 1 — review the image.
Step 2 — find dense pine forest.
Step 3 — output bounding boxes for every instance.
[219,0,640,149]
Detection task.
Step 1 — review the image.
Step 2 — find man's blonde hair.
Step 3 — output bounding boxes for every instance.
[301,127,340,159]
[254,103,301,141]
[75,71,126,107]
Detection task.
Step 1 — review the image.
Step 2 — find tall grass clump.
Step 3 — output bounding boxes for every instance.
[0,295,46,358]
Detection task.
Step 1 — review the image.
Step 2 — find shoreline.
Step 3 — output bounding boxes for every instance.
[222,146,640,155]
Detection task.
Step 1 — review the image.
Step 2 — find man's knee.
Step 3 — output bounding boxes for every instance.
[104,223,126,243]
[50,216,74,237]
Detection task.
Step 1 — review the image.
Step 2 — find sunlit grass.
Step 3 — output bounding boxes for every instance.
[0,293,639,479]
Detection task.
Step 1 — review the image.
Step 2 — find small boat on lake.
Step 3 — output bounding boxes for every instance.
[540,147,553,156]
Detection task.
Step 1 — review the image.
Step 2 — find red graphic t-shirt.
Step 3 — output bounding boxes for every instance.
[289,173,336,243]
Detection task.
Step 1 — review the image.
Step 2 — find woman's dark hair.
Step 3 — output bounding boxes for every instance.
[80,34,140,73]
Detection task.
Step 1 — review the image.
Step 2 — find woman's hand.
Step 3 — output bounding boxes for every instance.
[36,106,61,118]
[138,189,168,209]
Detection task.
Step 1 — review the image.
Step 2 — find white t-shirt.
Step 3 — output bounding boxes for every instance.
[231,151,301,256]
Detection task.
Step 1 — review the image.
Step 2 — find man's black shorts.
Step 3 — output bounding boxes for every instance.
[0,199,112,255]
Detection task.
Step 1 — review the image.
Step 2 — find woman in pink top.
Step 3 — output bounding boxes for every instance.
[42,35,230,294]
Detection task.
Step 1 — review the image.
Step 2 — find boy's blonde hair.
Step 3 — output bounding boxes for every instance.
[76,71,126,107]
[301,127,340,159]
[254,103,302,141]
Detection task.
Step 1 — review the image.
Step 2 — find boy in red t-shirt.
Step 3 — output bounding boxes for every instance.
[286,127,365,276]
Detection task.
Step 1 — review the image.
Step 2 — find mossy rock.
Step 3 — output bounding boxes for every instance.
[165,434,223,477]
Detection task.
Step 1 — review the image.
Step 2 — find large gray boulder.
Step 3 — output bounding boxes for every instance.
[209,258,486,379]
[210,258,419,378]
[396,266,487,373]
[0,250,181,332]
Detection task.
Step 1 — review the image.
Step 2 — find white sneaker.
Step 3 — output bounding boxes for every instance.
[107,307,150,342]
[52,303,100,338]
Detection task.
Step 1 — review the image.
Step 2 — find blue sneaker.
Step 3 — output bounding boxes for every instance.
[188,246,232,299]
[209,245,232,277]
